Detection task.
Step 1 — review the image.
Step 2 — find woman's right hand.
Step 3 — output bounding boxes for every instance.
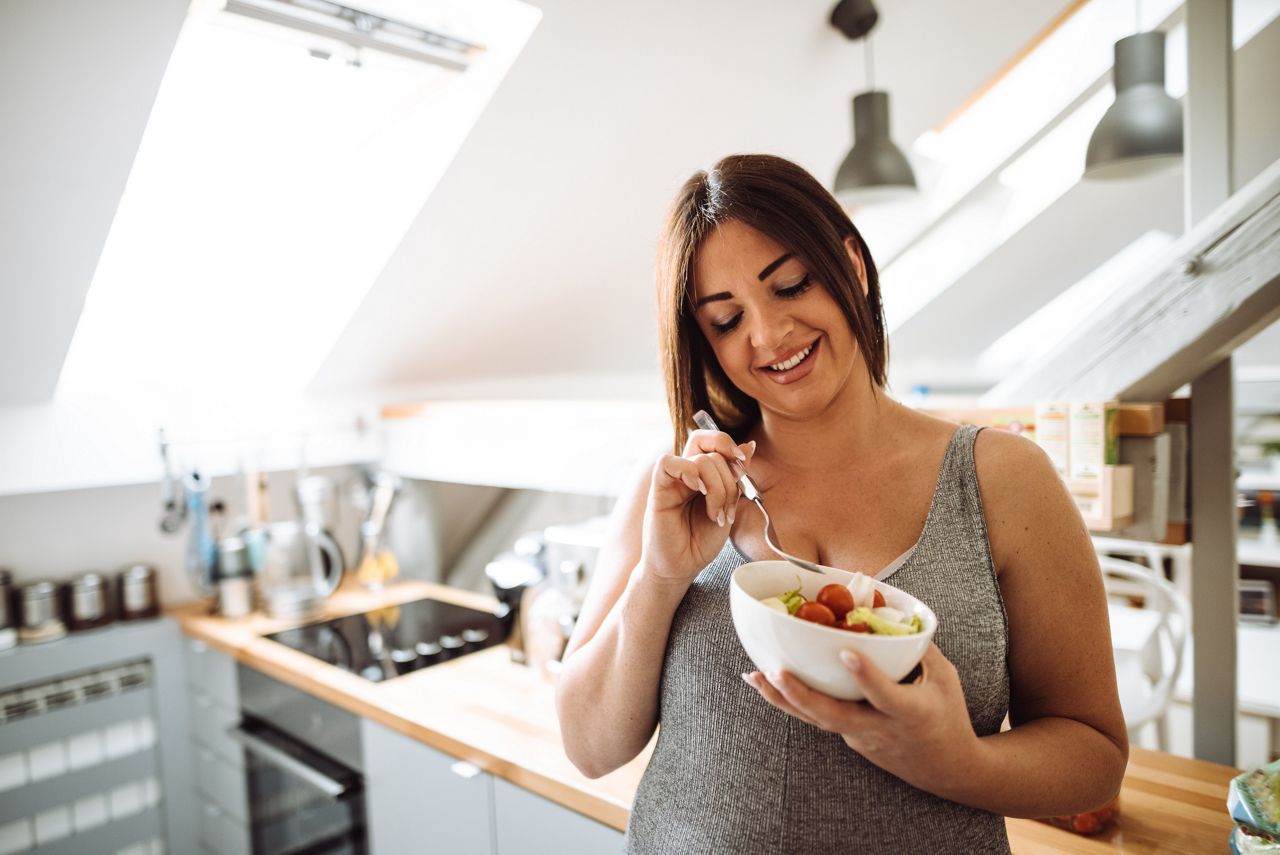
[640,430,756,587]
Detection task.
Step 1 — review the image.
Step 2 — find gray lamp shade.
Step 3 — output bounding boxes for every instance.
[834,90,917,207]
[1085,31,1184,180]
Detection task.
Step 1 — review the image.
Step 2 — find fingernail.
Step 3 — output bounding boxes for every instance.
[698,479,708,495]
[734,447,747,461]
[728,508,736,525]
[717,511,726,527]
[747,440,757,454]
[740,673,754,686]
[766,670,783,687]
[840,651,861,671]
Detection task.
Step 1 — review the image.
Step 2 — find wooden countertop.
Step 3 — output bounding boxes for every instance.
[172,582,1240,851]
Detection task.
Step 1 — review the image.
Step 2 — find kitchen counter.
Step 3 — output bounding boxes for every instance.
[172,582,1240,852]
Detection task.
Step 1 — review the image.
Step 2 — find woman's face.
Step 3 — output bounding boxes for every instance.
[691,219,867,421]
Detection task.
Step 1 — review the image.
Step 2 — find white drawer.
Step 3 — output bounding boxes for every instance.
[193,743,248,823]
[185,639,239,709]
[190,691,243,766]
[198,802,251,855]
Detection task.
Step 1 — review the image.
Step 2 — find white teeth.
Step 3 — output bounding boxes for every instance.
[768,343,813,371]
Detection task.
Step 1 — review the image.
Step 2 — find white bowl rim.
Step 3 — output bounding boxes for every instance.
[731,560,937,642]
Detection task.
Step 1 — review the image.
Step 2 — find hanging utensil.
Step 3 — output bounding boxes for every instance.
[184,470,219,595]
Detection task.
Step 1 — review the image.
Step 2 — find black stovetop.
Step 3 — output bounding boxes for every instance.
[266,597,507,683]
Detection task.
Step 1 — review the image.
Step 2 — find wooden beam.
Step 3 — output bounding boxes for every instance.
[982,155,1280,405]
[1185,0,1238,769]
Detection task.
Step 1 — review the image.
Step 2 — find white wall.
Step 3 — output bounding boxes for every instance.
[0,465,359,606]
[0,462,616,608]
[0,0,188,405]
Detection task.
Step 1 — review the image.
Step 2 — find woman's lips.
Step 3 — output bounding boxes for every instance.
[759,337,820,385]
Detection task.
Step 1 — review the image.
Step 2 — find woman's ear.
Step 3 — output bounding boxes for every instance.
[845,237,869,298]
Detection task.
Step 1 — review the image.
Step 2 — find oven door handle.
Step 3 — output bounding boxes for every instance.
[227,724,350,798]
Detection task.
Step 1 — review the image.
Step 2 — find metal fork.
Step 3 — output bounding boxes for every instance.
[692,410,827,575]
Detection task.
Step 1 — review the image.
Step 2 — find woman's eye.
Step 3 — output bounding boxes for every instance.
[776,274,812,298]
[711,314,742,334]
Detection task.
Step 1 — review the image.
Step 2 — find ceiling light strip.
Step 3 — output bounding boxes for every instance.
[223,0,484,71]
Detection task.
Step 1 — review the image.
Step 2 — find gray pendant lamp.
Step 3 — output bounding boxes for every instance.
[1084,30,1183,180]
[829,0,917,207]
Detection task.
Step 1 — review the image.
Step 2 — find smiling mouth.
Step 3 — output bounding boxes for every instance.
[764,340,818,372]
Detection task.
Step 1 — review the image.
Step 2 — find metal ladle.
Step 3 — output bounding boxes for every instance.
[692,410,827,575]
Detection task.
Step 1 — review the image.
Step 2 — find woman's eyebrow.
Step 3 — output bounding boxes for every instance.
[757,253,792,281]
[694,252,794,309]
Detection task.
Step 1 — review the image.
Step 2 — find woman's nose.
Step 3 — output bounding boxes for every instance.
[746,309,793,351]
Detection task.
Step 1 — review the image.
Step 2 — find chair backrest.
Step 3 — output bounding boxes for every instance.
[1096,555,1190,730]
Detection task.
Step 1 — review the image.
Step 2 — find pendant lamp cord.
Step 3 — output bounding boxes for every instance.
[864,35,875,90]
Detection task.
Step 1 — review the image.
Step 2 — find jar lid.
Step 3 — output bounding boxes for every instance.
[120,564,155,581]
[72,572,108,591]
[20,580,57,598]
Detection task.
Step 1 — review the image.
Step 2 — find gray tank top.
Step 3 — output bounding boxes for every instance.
[626,424,1011,853]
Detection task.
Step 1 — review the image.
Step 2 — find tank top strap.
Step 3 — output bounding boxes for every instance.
[912,423,997,580]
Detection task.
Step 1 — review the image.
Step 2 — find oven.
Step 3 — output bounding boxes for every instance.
[234,665,367,854]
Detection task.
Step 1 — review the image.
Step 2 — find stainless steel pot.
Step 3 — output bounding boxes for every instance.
[66,572,113,631]
[118,564,160,620]
[18,580,66,644]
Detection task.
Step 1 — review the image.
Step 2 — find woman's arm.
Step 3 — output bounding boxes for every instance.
[959,427,1129,816]
[555,456,686,779]
[746,429,1128,817]
[557,432,753,779]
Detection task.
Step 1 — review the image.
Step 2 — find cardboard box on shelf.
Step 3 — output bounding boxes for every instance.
[1069,465,1135,531]
[1116,402,1165,436]
[1069,400,1119,481]
[1034,402,1070,479]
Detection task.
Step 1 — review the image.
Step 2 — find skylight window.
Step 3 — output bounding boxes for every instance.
[57,0,538,405]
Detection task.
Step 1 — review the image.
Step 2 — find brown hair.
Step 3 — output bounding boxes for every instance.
[657,153,889,452]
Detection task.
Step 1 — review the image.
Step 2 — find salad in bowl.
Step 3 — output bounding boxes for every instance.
[730,560,937,701]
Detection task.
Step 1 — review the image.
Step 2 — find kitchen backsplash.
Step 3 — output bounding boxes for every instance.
[0,468,615,607]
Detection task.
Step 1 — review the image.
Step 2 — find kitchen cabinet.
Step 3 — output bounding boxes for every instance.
[183,638,251,855]
[362,720,495,855]
[361,720,626,855]
[492,778,624,855]
[0,619,196,854]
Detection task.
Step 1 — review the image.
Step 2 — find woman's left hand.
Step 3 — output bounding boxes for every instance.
[744,644,980,793]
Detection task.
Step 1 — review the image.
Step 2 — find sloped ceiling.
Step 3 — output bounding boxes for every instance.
[308,0,1071,392]
[13,1,1271,408]
[0,0,189,405]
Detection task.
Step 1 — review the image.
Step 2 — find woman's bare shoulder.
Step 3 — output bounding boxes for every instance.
[971,426,1087,573]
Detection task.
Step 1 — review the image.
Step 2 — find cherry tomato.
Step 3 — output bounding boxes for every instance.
[794,602,836,627]
[847,622,870,633]
[872,589,886,609]
[816,584,854,619]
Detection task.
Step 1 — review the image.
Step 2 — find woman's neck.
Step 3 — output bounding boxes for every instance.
[752,380,904,476]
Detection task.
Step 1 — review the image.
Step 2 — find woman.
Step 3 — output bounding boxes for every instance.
[555,154,1127,853]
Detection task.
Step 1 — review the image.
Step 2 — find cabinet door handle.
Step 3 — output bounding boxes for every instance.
[450,761,482,779]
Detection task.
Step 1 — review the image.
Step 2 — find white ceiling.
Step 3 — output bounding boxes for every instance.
[4,0,1277,412]
[307,0,1072,391]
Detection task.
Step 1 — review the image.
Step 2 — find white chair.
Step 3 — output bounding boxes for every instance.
[1097,555,1190,751]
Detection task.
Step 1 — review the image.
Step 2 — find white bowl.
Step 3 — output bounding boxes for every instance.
[729,560,938,701]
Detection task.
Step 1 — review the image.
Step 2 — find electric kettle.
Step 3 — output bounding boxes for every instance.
[248,521,344,620]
